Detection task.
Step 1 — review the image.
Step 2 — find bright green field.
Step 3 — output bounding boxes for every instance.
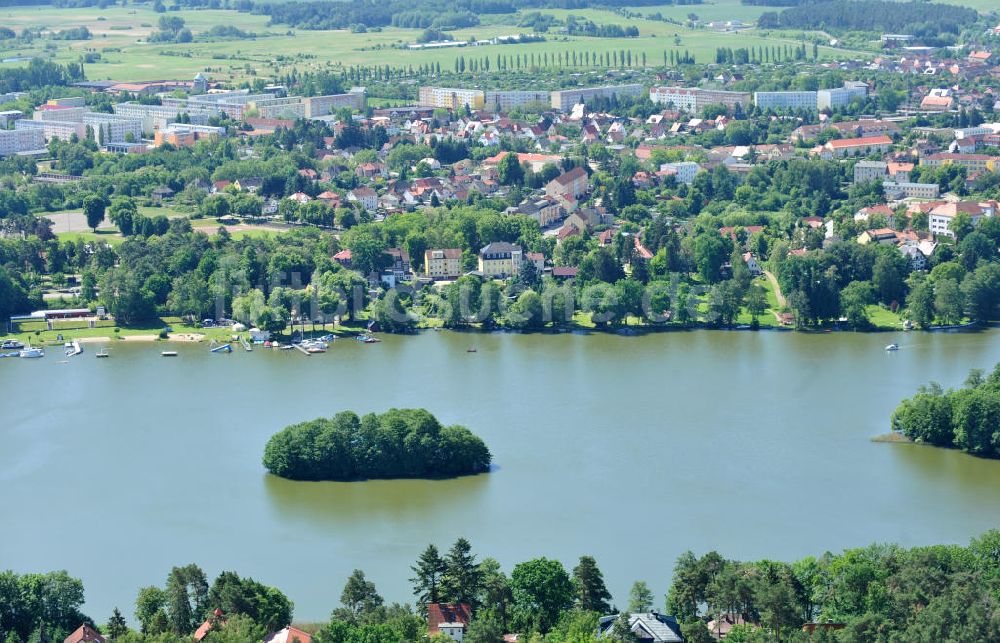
[0,3,861,83]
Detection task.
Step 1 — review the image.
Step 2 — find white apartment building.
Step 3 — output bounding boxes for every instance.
[660,161,701,185]
[113,102,214,132]
[550,84,645,111]
[82,113,144,146]
[817,82,868,110]
[16,119,87,142]
[754,91,818,111]
[418,87,485,110]
[0,128,45,156]
[484,90,550,112]
[649,87,751,113]
[303,89,366,117]
[883,181,940,200]
[853,160,888,184]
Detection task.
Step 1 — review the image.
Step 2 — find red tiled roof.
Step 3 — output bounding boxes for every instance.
[427,603,472,635]
[64,625,105,643]
[827,135,892,149]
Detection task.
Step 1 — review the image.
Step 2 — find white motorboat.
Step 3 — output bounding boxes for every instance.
[885,343,899,351]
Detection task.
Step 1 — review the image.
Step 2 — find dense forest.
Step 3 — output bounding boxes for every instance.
[262,408,492,480]
[757,1,979,34]
[891,363,1000,458]
[5,530,1000,642]
[0,59,84,94]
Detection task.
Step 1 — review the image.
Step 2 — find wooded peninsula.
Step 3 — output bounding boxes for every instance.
[262,408,492,481]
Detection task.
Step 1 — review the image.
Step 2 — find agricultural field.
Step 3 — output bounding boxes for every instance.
[0,3,862,85]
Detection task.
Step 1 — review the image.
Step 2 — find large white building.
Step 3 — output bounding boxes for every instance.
[113,102,215,132]
[853,160,888,184]
[550,84,645,111]
[649,87,751,113]
[484,90,550,112]
[817,82,868,110]
[659,161,701,185]
[418,87,486,110]
[753,91,818,112]
[0,128,45,156]
[15,119,87,142]
[303,88,366,117]
[82,113,144,146]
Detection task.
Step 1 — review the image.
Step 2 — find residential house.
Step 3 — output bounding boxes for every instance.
[659,161,701,185]
[928,201,995,237]
[355,162,388,179]
[526,251,545,275]
[857,228,901,245]
[384,247,411,275]
[194,610,225,642]
[597,612,684,642]
[855,205,896,228]
[234,177,263,193]
[425,248,463,279]
[551,266,579,280]
[64,625,105,643]
[263,627,312,643]
[478,242,524,278]
[347,187,378,212]
[428,603,472,642]
[743,252,763,276]
[545,166,589,200]
[333,249,352,268]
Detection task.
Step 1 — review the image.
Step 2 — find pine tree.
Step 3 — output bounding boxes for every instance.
[572,556,612,613]
[441,537,482,608]
[410,544,447,614]
[106,608,129,639]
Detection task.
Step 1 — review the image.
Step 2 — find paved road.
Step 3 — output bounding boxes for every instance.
[42,211,115,233]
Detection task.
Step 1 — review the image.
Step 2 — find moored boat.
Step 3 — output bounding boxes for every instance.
[885,343,899,351]
[19,346,43,358]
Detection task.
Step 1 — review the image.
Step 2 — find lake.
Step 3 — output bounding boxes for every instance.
[3,328,1000,623]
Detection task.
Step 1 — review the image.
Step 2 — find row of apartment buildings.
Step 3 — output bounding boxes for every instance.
[418,84,646,112]
[650,82,868,113]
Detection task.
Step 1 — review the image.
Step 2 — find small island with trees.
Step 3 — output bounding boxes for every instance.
[891,362,1000,458]
[262,408,492,481]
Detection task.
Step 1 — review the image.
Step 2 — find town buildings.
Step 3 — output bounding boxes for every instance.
[754,90,818,111]
[424,248,463,279]
[418,87,486,111]
[649,86,751,113]
[478,242,524,278]
[549,84,645,111]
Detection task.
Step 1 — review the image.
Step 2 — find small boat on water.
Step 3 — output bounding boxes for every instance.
[161,350,178,357]
[19,346,44,359]
[1,339,24,350]
[467,347,477,353]
[64,340,83,357]
[356,334,380,343]
[96,348,109,358]
[885,343,899,351]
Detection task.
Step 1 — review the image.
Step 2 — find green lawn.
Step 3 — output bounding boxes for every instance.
[866,305,904,330]
[0,3,864,83]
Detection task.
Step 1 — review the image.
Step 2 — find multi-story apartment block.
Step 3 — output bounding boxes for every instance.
[753,91,818,112]
[418,87,486,111]
[0,128,45,156]
[649,87,751,113]
[550,84,645,111]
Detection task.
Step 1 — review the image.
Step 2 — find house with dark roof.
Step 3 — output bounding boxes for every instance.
[597,612,684,642]
[428,603,472,641]
[478,241,523,278]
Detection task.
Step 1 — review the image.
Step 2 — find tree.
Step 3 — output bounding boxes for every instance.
[165,564,209,635]
[692,232,730,283]
[627,581,654,613]
[442,538,481,609]
[571,556,611,614]
[339,570,383,623]
[905,275,935,329]
[83,194,106,232]
[135,586,167,634]
[510,558,575,634]
[872,249,908,307]
[477,558,513,631]
[610,612,638,641]
[497,153,524,186]
[745,284,767,323]
[411,545,447,614]
[108,197,138,236]
[106,608,128,639]
[934,278,964,324]
[839,280,875,329]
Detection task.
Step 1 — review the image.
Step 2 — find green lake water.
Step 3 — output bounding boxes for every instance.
[3,328,1000,622]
